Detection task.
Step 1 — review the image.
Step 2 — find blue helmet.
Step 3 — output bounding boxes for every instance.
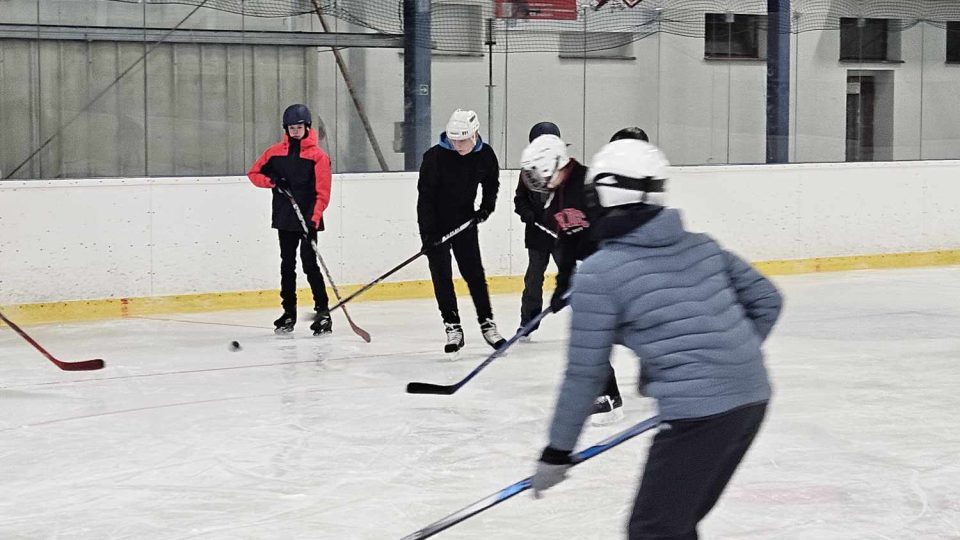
[282,104,312,128]
[528,121,561,143]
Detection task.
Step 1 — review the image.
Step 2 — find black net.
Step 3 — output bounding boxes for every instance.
[107,0,960,52]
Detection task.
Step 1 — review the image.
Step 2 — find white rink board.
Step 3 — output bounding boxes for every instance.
[3,160,960,304]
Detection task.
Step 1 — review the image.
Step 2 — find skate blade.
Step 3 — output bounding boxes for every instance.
[274,327,295,335]
[444,349,462,361]
[590,408,625,427]
[312,330,333,337]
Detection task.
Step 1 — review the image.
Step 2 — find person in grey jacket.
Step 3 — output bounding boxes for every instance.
[531,139,783,540]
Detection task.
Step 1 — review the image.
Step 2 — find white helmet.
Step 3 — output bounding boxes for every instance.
[519,134,570,193]
[586,139,669,208]
[446,109,480,141]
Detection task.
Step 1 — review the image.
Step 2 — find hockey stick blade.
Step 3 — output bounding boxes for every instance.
[404,307,553,396]
[0,311,106,371]
[54,358,106,371]
[399,414,662,540]
[405,381,458,395]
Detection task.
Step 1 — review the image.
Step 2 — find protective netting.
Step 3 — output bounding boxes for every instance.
[106,0,960,53]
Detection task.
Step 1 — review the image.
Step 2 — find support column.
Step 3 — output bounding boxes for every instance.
[403,0,432,170]
[766,0,791,163]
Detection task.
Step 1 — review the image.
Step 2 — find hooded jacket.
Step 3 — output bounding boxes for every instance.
[547,208,783,451]
[248,128,332,232]
[417,133,500,236]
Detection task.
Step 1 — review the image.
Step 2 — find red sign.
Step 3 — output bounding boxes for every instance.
[495,0,578,20]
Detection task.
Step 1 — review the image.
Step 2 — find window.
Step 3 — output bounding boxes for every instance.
[948,21,960,63]
[432,3,484,56]
[558,32,634,59]
[704,13,767,60]
[840,18,900,62]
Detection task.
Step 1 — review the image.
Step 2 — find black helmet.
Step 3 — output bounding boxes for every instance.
[282,104,312,128]
[528,121,561,143]
[609,126,649,143]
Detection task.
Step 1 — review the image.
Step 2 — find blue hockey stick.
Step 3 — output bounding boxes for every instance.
[405,306,554,395]
[398,414,662,540]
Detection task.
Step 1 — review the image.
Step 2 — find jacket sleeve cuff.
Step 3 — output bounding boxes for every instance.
[539,446,573,465]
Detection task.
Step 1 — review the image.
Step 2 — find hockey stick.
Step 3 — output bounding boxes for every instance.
[406,306,554,395]
[399,414,662,540]
[327,219,476,313]
[534,221,558,239]
[0,310,105,371]
[277,188,371,342]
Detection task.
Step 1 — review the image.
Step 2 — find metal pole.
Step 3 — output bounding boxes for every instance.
[766,0,791,163]
[403,0,432,171]
[485,18,495,146]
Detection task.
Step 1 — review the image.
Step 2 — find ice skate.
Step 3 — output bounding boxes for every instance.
[480,318,507,350]
[273,311,296,334]
[444,323,465,358]
[517,328,532,343]
[310,310,332,336]
[590,395,624,426]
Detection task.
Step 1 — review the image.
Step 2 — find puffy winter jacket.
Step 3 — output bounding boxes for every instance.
[547,208,783,452]
[247,128,332,232]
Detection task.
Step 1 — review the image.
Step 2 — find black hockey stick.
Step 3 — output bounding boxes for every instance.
[0,310,105,371]
[398,414,662,540]
[327,219,476,313]
[406,306,554,395]
[277,187,371,342]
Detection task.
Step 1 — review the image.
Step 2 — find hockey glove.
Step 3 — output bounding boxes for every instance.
[420,233,439,252]
[273,176,291,190]
[475,207,491,223]
[549,291,568,313]
[532,446,573,498]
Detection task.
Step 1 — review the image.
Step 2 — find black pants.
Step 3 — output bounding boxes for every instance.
[278,229,329,314]
[628,402,767,540]
[426,227,493,324]
[519,247,560,329]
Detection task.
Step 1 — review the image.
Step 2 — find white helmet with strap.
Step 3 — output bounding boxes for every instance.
[519,134,570,193]
[446,109,480,141]
[586,139,669,208]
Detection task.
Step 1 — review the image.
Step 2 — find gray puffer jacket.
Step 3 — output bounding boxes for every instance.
[548,208,783,452]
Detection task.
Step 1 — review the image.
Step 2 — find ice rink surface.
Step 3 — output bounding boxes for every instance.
[2,266,960,540]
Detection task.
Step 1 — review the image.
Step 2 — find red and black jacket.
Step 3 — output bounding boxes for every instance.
[248,128,332,232]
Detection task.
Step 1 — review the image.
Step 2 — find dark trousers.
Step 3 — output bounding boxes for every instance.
[628,402,767,540]
[519,247,560,329]
[426,228,493,324]
[278,229,329,314]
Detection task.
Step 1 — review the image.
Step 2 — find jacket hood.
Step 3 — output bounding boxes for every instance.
[281,127,319,150]
[438,132,484,153]
[602,207,684,248]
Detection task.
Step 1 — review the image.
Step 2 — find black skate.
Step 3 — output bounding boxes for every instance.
[310,310,333,336]
[590,394,624,426]
[480,318,507,350]
[444,323,465,356]
[273,312,296,334]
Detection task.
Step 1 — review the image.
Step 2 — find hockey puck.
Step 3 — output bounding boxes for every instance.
[229,340,242,352]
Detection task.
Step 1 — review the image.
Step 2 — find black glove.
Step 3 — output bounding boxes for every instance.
[532,446,573,498]
[475,207,491,223]
[273,176,291,190]
[420,233,438,252]
[549,291,568,313]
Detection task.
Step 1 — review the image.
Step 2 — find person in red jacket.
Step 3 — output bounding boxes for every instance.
[247,104,333,335]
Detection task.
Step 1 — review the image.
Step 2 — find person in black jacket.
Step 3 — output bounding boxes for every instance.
[520,133,623,421]
[514,122,562,340]
[417,109,507,355]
